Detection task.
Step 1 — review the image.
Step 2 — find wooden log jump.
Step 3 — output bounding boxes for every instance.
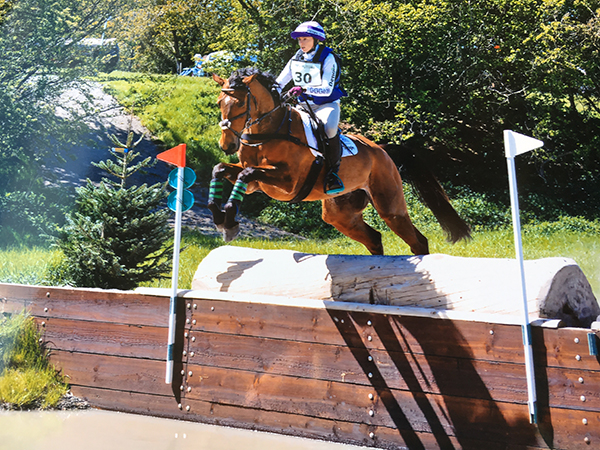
[192,246,600,327]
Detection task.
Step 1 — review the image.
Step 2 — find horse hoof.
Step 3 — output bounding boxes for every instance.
[222,224,240,242]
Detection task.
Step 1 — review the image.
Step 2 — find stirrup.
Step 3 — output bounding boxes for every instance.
[325,172,344,195]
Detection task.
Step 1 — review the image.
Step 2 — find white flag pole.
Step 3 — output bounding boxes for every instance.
[165,166,184,384]
[503,130,543,424]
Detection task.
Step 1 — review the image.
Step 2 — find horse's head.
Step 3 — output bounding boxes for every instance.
[213,74,248,154]
[213,68,281,154]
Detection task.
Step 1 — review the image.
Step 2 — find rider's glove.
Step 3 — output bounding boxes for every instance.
[288,86,305,97]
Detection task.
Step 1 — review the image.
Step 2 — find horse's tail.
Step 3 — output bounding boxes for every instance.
[381,142,471,244]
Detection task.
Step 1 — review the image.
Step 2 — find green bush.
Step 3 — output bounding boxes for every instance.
[525,216,600,236]
[0,312,68,409]
[445,186,511,231]
[0,190,68,248]
[258,200,339,239]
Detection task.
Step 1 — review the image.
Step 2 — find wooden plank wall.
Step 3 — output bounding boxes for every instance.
[1,283,599,450]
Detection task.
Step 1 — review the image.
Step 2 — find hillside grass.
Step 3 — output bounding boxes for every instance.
[98,71,228,181]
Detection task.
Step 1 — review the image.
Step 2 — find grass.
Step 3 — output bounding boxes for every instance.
[0,313,68,409]
[0,368,67,409]
[0,248,63,286]
[98,71,227,180]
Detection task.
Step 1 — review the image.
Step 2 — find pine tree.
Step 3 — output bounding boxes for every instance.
[53,128,173,290]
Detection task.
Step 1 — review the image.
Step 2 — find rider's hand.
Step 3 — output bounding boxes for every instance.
[288,86,305,97]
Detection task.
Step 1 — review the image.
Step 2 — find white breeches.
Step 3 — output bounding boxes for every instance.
[298,101,340,139]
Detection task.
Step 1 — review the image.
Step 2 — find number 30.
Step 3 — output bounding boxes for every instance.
[294,72,312,84]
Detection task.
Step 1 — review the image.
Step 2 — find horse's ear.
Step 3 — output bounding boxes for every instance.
[212,73,225,86]
[242,74,258,85]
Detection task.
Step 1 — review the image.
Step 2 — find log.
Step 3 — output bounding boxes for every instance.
[192,246,600,327]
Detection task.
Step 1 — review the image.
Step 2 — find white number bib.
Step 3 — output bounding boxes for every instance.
[290,60,322,87]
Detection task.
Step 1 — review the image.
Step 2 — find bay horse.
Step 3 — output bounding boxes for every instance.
[208,68,470,255]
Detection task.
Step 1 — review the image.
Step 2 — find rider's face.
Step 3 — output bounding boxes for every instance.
[297,36,316,53]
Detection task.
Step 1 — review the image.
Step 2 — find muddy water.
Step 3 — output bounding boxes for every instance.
[0,409,367,450]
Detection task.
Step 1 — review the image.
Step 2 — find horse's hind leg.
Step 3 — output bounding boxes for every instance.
[322,190,384,255]
[369,165,429,255]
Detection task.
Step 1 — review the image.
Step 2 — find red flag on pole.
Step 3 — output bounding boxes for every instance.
[157,144,186,167]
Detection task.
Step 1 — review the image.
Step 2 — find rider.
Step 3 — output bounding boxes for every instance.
[276,21,347,195]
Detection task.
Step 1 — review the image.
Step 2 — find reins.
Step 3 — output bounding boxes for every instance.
[240,106,307,148]
[219,88,310,148]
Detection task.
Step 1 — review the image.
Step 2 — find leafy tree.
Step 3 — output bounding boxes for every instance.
[0,0,126,175]
[0,191,67,247]
[523,2,600,214]
[112,0,232,72]
[53,139,173,290]
[100,0,600,220]
[326,0,600,217]
[0,0,14,24]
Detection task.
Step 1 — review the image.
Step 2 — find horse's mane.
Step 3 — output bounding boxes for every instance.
[228,67,281,103]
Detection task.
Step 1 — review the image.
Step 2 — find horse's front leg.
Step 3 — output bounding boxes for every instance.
[221,166,269,242]
[207,162,242,233]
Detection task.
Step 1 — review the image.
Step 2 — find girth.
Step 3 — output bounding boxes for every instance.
[288,154,324,203]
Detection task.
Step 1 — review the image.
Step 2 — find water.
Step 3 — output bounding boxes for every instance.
[0,409,367,450]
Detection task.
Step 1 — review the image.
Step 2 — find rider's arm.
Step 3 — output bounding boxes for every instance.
[304,53,337,98]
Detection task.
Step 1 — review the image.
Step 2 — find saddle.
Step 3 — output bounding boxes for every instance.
[297,109,358,158]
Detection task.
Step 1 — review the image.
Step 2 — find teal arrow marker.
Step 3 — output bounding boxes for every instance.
[168,167,196,189]
[167,189,194,212]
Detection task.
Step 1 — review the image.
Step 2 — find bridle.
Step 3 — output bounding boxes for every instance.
[218,87,284,146]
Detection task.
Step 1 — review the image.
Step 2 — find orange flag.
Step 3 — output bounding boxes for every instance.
[157,144,186,167]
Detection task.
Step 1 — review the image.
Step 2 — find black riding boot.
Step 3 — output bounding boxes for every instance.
[324,132,344,195]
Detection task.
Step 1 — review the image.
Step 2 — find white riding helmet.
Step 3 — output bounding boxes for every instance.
[290,21,326,42]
